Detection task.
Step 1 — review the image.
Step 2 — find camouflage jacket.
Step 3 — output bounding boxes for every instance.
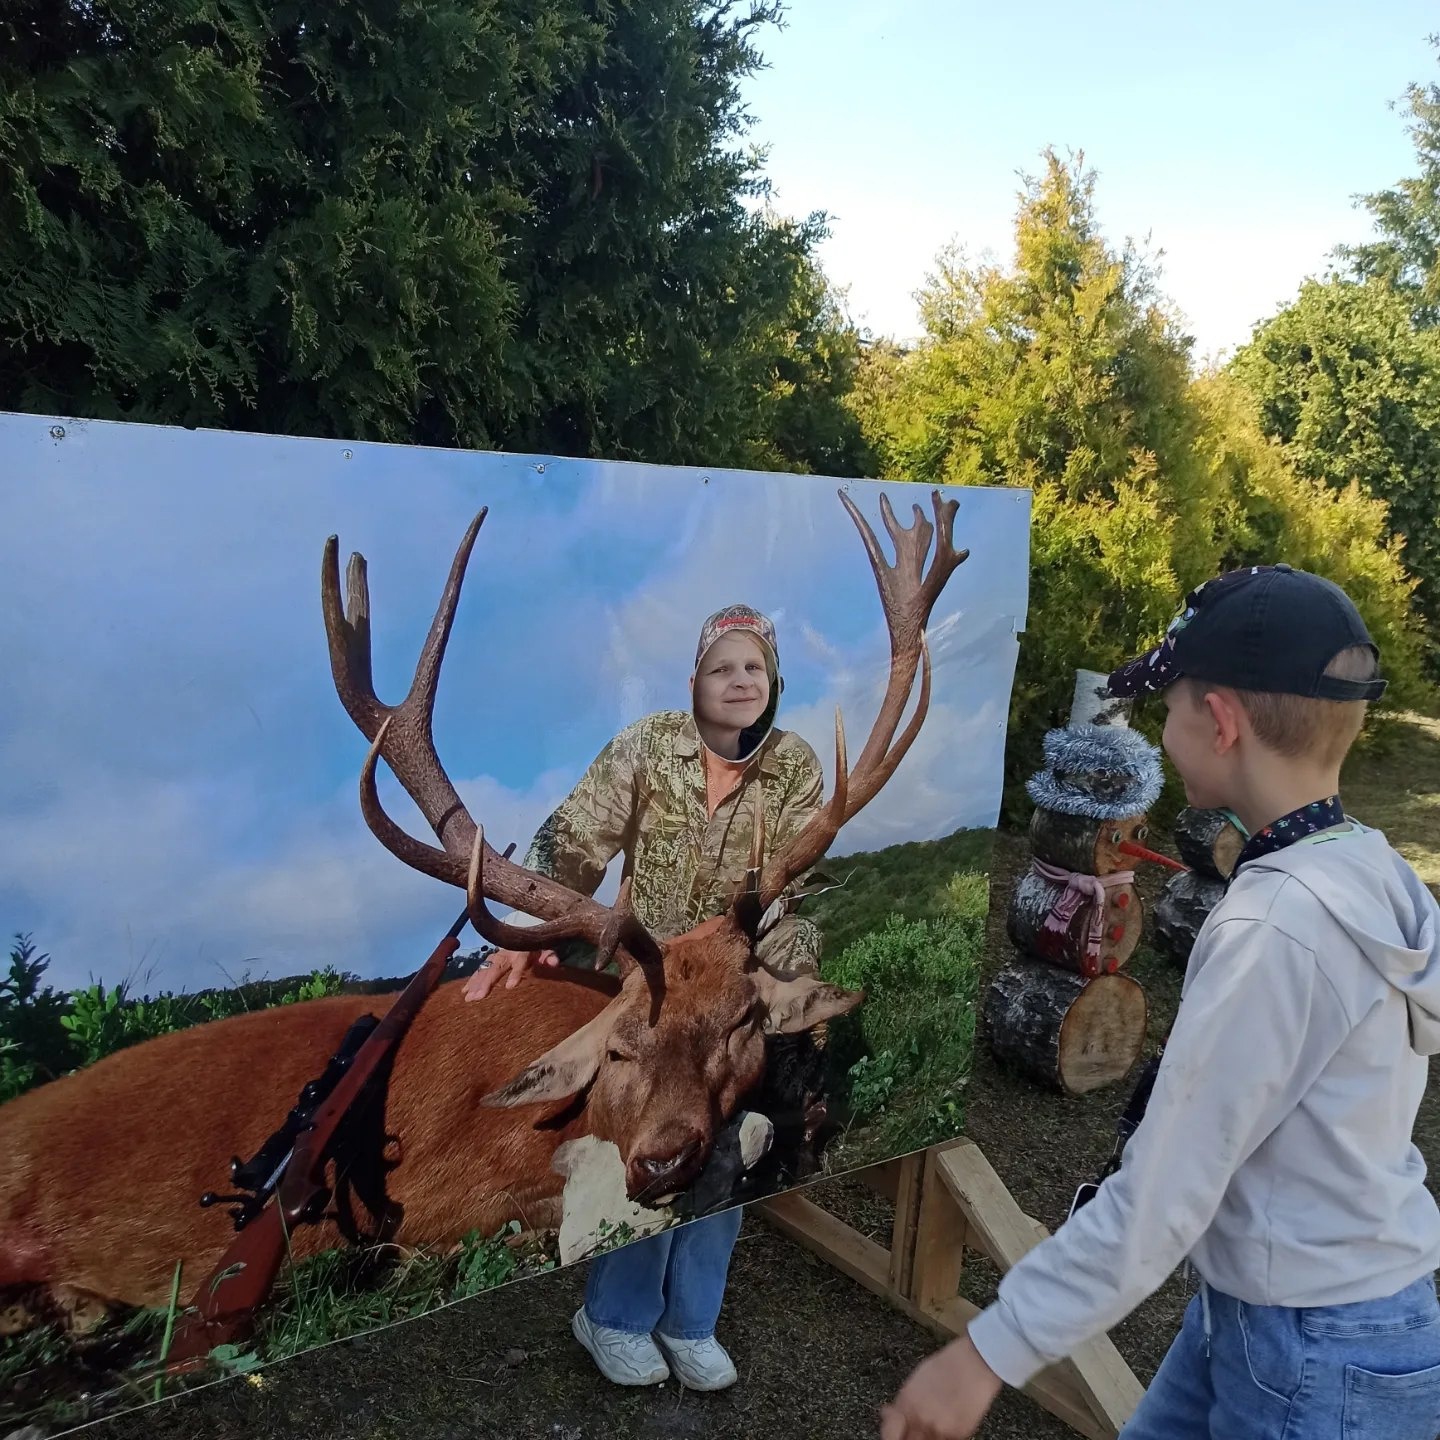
[523,710,826,974]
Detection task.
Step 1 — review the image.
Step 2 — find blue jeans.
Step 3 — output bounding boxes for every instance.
[582,1207,745,1340]
[1122,1273,1440,1439]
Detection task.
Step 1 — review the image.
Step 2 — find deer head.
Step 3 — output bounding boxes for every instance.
[322,487,969,1204]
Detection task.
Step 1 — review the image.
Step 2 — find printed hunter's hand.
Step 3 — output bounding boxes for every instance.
[879,1333,1003,1440]
[462,948,560,1001]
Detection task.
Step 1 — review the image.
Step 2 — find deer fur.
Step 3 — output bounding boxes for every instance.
[0,917,858,1320]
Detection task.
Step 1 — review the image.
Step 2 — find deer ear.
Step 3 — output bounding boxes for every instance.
[479,1011,612,1108]
[754,972,864,1035]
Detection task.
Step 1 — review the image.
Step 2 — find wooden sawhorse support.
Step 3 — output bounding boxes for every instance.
[758,1136,1143,1439]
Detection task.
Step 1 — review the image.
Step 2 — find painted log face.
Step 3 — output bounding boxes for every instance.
[983,960,1148,1096]
[1172,807,1244,880]
[1152,870,1228,967]
[1027,806,1151,877]
[1007,870,1142,977]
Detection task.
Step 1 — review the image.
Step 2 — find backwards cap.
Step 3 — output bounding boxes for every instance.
[1106,564,1387,702]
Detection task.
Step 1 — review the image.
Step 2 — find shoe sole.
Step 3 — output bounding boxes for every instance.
[572,1311,669,1387]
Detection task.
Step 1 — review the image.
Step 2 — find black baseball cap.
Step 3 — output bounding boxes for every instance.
[1106,564,1388,702]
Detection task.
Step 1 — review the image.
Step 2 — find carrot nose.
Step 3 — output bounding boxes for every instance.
[1117,839,1188,873]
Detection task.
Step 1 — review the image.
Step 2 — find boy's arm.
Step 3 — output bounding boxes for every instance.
[520,724,641,900]
[966,918,1351,1388]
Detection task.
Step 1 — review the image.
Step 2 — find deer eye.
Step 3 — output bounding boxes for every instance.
[607,1047,633,1064]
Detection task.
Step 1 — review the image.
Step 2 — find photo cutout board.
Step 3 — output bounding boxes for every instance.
[0,412,1031,1432]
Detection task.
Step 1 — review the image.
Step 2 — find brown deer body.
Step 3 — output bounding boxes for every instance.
[0,487,969,1330]
[0,929,849,1315]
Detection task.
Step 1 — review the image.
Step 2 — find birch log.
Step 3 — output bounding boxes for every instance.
[1028,806,1147,877]
[1152,871,1228,967]
[1173,807,1244,880]
[1007,870,1142,976]
[983,960,1148,1095]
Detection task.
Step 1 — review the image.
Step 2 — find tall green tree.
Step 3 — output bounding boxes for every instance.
[852,151,1226,813]
[1342,34,1440,329]
[852,151,1428,817]
[0,0,865,473]
[1228,278,1440,668]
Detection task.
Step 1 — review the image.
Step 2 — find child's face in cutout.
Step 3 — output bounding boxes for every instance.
[1161,682,1235,810]
[692,632,772,733]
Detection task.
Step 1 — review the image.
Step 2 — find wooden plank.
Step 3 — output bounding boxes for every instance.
[759,1191,893,1297]
[934,1138,1051,1270]
[887,1151,925,1300]
[757,1198,1111,1440]
[933,1141,1144,1433]
[860,1156,903,1203]
[913,1149,970,1316]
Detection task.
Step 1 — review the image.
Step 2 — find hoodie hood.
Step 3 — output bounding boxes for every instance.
[1242,823,1440,1054]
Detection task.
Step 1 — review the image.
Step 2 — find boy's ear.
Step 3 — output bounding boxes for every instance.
[1204,688,1245,753]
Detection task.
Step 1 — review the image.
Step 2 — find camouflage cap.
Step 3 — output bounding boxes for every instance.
[694,604,778,669]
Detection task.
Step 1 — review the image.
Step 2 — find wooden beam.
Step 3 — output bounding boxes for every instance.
[757,1187,1117,1440]
[887,1151,925,1300]
[932,1141,1145,1434]
[912,1147,970,1317]
[861,1157,903,1203]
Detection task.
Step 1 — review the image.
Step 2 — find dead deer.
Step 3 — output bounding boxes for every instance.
[0,488,968,1328]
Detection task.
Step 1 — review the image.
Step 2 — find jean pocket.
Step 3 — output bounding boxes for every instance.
[1238,1301,1304,1404]
[1343,1360,1440,1439]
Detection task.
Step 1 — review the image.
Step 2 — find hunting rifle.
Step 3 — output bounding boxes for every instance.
[163,856,512,1372]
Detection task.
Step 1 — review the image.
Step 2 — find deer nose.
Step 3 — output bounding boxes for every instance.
[627,1134,706,1202]
[637,1136,702,1177]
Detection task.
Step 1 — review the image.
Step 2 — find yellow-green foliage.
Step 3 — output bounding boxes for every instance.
[850,151,1432,820]
[1192,373,1428,710]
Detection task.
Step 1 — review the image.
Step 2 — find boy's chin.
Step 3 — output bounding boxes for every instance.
[1181,779,1226,811]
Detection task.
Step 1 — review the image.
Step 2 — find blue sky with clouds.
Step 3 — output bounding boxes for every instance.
[0,413,1030,995]
[741,1,1436,361]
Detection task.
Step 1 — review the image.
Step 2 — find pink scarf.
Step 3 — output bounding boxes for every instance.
[1030,858,1135,974]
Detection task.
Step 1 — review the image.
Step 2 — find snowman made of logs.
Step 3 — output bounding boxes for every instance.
[984,669,1188,1097]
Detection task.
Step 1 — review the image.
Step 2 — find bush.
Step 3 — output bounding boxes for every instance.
[1226,278,1440,671]
[823,869,987,1154]
[0,933,350,1102]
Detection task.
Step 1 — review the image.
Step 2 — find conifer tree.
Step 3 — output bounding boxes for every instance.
[0,0,865,473]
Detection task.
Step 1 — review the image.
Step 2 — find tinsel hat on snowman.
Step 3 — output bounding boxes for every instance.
[1025,671,1164,822]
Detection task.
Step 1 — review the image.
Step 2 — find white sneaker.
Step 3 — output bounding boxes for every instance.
[571,1307,670,1386]
[654,1330,738,1391]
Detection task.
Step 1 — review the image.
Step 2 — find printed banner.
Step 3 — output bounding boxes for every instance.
[0,412,1030,1433]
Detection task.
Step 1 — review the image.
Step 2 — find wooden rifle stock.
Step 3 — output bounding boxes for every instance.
[163,904,476,1371]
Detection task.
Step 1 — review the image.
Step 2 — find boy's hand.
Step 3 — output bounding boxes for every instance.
[462,948,560,1001]
[879,1333,1004,1440]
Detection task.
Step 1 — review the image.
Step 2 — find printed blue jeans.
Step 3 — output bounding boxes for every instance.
[582,1206,745,1340]
[1121,1273,1440,1439]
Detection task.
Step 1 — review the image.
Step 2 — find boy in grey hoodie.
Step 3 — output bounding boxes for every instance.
[882,564,1440,1440]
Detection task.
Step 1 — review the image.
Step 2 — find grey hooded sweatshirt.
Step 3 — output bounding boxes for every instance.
[968,822,1440,1388]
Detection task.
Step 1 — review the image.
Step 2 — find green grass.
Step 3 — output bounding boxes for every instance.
[802,826,994,1168]
[0,1222,560,1437]
[804,826,995,961]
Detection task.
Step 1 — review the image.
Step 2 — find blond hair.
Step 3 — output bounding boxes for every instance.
[1181,645,1379,767]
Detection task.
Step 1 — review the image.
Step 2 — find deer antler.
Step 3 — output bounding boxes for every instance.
[756,488,968,908]
[324,511,662,973]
